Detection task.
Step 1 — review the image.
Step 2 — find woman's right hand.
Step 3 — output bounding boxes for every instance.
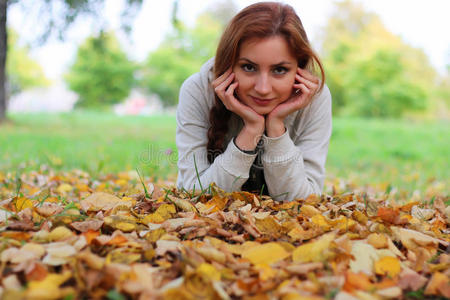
[212,68,265,135]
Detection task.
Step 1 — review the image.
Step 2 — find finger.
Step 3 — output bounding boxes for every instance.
[214,73,235,94]
[295,83,311,100]
[221,82,239,111]
[296,74,319,92]
[225,82,239,98]
[297,68,319,83]
[212,68,232,88]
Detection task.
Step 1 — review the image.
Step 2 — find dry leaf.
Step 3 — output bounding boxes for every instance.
[374,256,401,277]
[292,232,336,263]
[242,242,290,265]
[80,192,124,211]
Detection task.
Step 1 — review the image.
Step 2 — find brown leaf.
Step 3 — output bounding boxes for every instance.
[71,219,103,232]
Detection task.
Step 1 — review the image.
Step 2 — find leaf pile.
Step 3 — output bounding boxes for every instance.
[0,170,449,299]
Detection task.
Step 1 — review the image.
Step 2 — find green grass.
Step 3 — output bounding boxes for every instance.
[0,111,448,194]
[327,118,449,194]
[0,111,178,181]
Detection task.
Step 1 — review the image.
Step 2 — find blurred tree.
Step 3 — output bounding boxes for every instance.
[65,31,135,108]
[0,0,143,122]
[319,0,437,117]
[6,28,50,95]
[141,0,237,106]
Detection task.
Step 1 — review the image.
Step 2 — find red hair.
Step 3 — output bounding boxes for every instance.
[207,2,325,163]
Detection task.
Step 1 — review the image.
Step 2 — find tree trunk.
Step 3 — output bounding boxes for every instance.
[0,0,6,123]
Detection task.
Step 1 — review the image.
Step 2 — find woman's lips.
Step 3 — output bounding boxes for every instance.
[250,96,273,106]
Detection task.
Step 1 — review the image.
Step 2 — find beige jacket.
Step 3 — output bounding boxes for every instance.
[176,58,332,201]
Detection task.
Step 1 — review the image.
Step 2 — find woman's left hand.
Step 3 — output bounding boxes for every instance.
[265,67,319,137]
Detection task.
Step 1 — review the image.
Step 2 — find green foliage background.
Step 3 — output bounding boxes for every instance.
[319,1,439,118]
[6,29,50,95]
[140,13,223,107]
[65,31,136,108]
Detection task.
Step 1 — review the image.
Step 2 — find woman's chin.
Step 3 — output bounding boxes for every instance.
[253,106,274,116]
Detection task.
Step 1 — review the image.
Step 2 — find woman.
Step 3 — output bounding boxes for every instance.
[176,2,332,201]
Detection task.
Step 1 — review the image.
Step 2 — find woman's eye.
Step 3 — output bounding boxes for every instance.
[241,64,256,72]
[273,66,288,75]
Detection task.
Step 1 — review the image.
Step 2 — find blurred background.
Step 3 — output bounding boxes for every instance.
[0,0,449,197]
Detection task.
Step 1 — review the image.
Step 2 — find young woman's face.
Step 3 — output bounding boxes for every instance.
[232,35,298,115]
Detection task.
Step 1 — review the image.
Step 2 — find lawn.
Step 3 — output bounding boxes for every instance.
[0,111,448,196]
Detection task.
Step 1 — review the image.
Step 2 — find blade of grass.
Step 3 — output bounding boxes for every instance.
[136,167,152,198]
[193,154,204,191]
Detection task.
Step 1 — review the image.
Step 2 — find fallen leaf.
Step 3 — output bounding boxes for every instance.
[242,242,290,265]
[26,271,73,299]
[14,197,33,212]
[71,219,104,232]
[292,232,336,263]
[424,272,450,297]
[349,241,379,275]
[374,256,401,277]
[80,192,124,211]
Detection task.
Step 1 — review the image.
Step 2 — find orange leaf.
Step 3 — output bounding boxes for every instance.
[343,271,373,292]
[82,230,100,244]
[424,272,450,297]
[377,207,399,223]
[106,234,128,246]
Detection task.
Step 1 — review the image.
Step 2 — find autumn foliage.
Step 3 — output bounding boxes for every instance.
[0,170,449,299]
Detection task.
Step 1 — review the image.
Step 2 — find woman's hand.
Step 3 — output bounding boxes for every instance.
[265,67,319,137]
[212,68,265,135]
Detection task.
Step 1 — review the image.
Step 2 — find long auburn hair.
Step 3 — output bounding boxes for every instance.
[207,2,325,163]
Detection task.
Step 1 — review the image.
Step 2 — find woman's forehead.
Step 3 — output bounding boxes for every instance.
[238,36,297,63]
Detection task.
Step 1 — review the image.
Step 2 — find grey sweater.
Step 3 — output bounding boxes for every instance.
[176,58,332,201]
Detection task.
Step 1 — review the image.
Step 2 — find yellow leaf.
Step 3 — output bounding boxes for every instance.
[255,216,283,236]
[288,227,307,242]
[292,232,336,263]
[328,216,356,231]
[374,256,401,277]
[254,263,277,281]
[196,263,220,281]
[26,271,73,300]
[115,222,136,232]
[15,197,33,211]
[75,183,90,192]
[104,216,137,232]
[56,183,73,194]
[310,214,331,231]
[105,249,141,264]
[204,195,228,213]
[156,203,176,219]
[242,242,290,265]
[143,213,165,224]
[145,228,166,242]
[167,194,198,212]
[300,204,320,217]
[115,179,128,186]
[367,233,388,249]
[49,226,74,241]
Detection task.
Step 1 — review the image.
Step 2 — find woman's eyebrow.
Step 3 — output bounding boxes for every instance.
[238,57,294,66]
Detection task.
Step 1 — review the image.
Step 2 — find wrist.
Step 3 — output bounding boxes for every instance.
[235,126,263,151]
[265,117,286,137]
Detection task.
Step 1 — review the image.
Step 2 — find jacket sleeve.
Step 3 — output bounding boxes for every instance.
[176,74,257,192]
[261,85,332,201]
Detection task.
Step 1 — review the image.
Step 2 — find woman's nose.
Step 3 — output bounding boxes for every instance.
[254,74,271,95]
